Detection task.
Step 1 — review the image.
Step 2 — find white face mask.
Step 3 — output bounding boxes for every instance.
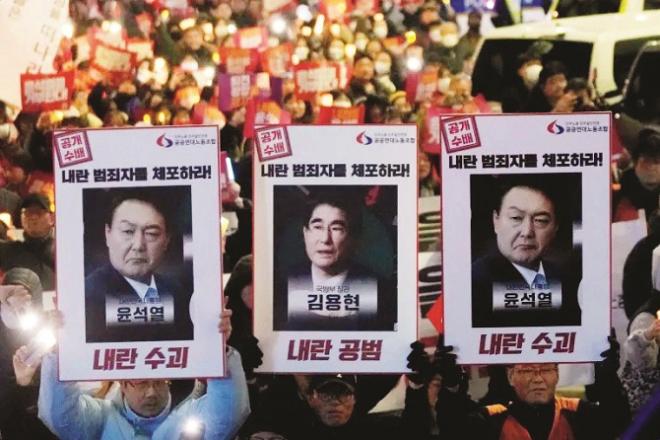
[438,77,451,94]
[441,34,459,48]
[373,26,387,39]
[429,29,442,43]
[328,47,344,60]
[295,46,310,61]
[524,64,543,87]
[355,38,368,52]
[374,61,391,75]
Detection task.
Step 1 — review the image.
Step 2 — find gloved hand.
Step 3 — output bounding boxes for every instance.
[433,335,462,389]
[407,341,433,385]
[233,335,263,377]
[595,328,620,383]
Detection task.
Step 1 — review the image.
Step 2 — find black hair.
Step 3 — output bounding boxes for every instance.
[538,60,567,86]
[632,126,660,162]
[105,188,174,233]
[493,175,560,222]
[302,192,363,238]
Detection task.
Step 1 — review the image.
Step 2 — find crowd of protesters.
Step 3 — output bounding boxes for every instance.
[0,0,660,438]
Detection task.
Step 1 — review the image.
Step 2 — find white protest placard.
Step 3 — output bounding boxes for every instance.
[441,114,611,364]
[54,126,224,380]
[254,125,418,373]
[0,0,70,108]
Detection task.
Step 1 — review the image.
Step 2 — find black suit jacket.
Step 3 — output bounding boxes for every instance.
[471,251,581,327]
[273,263,397,331]
[85,264,193,342]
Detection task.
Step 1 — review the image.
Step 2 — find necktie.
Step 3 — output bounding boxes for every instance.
[532,273,547,289]
[144,287,159,303]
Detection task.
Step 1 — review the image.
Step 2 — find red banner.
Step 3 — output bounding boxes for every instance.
[405,71,438,103]
[293,62,341,101]
[218,73,255,112]
[243,99,291,138]
[260,44,293,78]
[232,26,268,50]
[317,105,365,124]
[20,71,74,113]
[90,42,137,86]
[219,47,260,74]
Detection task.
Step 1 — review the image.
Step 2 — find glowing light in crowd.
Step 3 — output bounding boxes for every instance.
[227,22,238,34]
[330,23,341,37]
[269,15,288,35]
[314,14,325,36]
[301,26,312,37]
[486,0,495,8]
[0,212,13,228]
[157,112,167,124]
[143,114,152,124]
[296,4,313,22]
[344,43,356,58]
[61,19,75,39]
[182,418,204,437]
[292,54,300,65]
[160,9,171,23]
[19,311,39,331]
[24,328,57,367]
[154,57,167,72]
[212,51,221,64]
[320,93,333,107]
[374,13,384,22]
[404,30,416,44]
[179,17,196,31]
[201,22,214,37]
[406,56,423,72]
[102,20,122,34]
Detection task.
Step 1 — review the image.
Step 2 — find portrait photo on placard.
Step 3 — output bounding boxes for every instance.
[272,184,398,331]
[83,186,194,342]
[470,173,583,328]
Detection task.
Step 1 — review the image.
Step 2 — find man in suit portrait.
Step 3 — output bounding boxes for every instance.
[273,192,396,331]
[471,177,582,327]
[85,189,193,342]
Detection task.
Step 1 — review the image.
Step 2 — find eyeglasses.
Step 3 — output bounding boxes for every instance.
[315,392,354,404]
[513,366,558,379]
[126,380,170,392]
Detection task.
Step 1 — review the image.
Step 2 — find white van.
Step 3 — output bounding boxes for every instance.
[471,10,660,107]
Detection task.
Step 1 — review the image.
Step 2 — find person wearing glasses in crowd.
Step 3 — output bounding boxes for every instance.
[461,336,630,439]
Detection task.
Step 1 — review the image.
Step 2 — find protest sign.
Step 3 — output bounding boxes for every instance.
[405,71,438,103]
[253,125,418,373]
[219,47,260,74]
[90,42,137,86]
[243,99,291,138]
[317,105,365,124]
[441,114,611,364]
[127,38,155,62]
[54,126,224,380]
[0,0,70,108]
[218,73,255,112]
[293,62,341,101]
[20,71,74,113]
[264,0,296,12]
[233,26,268,50]
[260,44,293,78]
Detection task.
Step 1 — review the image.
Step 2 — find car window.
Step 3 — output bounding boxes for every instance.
[622,42,660,123]
[613,37,660,91]
[472,39,593,102]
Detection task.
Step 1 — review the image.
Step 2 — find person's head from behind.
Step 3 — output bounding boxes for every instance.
[632,126,660,191]
[20,193,53,239]
[5,149,32,185]
[307,375,356,427]
[507,363,559,405]
[105,190,171,283]
[302,193,362,276]
[492,179,558,270]
[121,379,170,417]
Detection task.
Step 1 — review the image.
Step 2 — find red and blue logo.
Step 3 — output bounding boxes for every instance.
[356,131,373,145]
[546,120,565,135]
[156,134,174,148]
